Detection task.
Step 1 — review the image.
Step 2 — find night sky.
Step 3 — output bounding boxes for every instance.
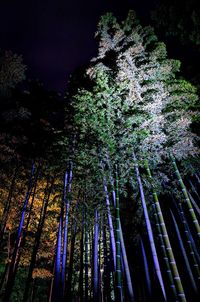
[0,0,154,93]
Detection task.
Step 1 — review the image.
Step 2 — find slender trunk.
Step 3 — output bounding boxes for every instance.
[31,278,37,302]
[85,213,89,302]
[105,152,116,207]
[133,154,167,301]
[108,169,134,301]
[194,173,200,185]
[90,228,94,301]
[67,216,77,301]
[140,237,152,300]
[3,163,36,302]
[93,208,99,301]
[115,167,123,302]
[151,201,178,300]
[188,192,200,218]
[79,214,84,302]
[173,198,200,283]
[62,165,72,290]
[102,218,111,302]
[51,204,63,302]
[189,180,200,201]
[145,161,186,301]
[22,177,54,302]
[56,166,73,302]
[103,180,116,271]
[61,168,72,297]
[170,155,200,240]
[170,210,198,294]
[30,278,35,302]
[99,218,103,302]
[119,221,134,302]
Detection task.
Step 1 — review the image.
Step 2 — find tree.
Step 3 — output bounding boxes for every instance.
[0,50,26,97]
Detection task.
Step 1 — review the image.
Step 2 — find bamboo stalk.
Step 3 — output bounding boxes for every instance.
[115,166,123,302]
[145,160,186,302]
[133,154,167,301]
[170,155,200,239]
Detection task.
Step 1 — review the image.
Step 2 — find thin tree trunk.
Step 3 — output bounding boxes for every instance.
[188,192,200,218]
[133,153,167,301]
[151,201,178,300]
[189,180,200,201]
[115,166,123,302]
[93,208,99,301]
[170,155,200,240]
[85,212,89,302]
[108,167,134,302]
[22,176,54,302]
[66,215,77,301]
[170,210,198,294]
[145,160,186,301]
[102,218,111,302]
[140,237,152,300]
[172,198,200,283]
[79,213,84,302]
[194,173,200,185]
[61,166,72,298]
[2,163,36,302]
[119,221,134,302]
[103,179,116,271]
[51,204,63,302]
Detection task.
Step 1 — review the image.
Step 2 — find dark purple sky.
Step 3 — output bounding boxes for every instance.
[0,0,153,92]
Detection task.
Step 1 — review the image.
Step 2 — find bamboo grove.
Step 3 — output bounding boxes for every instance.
[0,10,200,302]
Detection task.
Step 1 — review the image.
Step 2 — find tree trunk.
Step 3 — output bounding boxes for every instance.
[115,166,123,302]
[145,160,186,301]
[119,221,134,302]
[22,176,54,302]
[102,219,111,302]
[140,237,152,300]
[93,208,99,301]
[171,155,200,240]
[170,210,198,295]
[51,203,64,302]
[2,163,36,302]
[85,211,89,302]
[66,215,77,301]
[133,154,167,301]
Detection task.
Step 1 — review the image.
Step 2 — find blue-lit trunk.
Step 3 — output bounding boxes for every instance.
[2,163,36,302]
[23,177,54,302]
[66,214,77,301]
[102,218,111,302]
[85,212,89,302]
[133,154,166,301]
[119,221,135,302]
[103,180,116,271]
[61,171,69,295]
[140,237,152,299]
[110,173,134,301]
[170,210,198,294]
[51,205,63,302]
[93,208,99,301]
[62,166,73,296]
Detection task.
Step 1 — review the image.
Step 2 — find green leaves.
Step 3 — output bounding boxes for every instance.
[69,9,199,202]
